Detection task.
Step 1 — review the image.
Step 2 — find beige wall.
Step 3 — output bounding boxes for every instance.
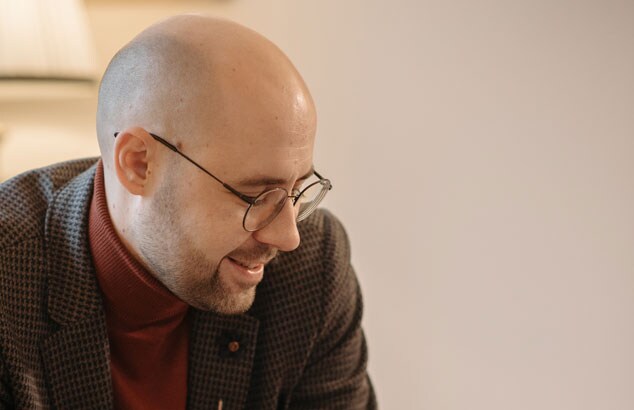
[2,1,634,409]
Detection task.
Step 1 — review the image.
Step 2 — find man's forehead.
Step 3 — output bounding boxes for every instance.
[224,146,315,186]
[233,166,315,188]
[185,132,314,187]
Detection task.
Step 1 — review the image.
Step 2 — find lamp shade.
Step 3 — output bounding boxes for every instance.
[0,0,96,81]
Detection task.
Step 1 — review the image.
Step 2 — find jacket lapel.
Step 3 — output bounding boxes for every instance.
[41,317,112,409]
[187,310,259,410]
[40,161,114,409]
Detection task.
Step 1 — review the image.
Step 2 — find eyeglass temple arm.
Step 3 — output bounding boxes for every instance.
[313,169,332,190]
[114,131,252,202]
[148,133,256,201]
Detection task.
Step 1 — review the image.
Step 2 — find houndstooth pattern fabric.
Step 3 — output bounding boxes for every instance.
[0,159,376,410]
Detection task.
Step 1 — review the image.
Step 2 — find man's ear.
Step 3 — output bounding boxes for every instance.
[113,128,155,196]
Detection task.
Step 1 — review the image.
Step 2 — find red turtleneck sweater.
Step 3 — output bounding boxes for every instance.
[89,161,190,409]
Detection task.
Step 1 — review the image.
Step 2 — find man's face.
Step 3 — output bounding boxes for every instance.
[132,88,316,314]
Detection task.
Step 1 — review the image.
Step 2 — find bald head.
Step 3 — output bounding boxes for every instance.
[95,15,318,312]
[96,14,315,166]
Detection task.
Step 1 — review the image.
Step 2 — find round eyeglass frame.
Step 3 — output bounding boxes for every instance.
[242,177,331,231]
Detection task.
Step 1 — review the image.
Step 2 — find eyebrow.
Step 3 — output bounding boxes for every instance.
[234,167,315,188]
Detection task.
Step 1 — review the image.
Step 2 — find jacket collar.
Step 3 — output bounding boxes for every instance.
[41,160,114,408]
[45,160,103,325]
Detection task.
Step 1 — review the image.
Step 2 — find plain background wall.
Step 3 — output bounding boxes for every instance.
[1,1,634,409]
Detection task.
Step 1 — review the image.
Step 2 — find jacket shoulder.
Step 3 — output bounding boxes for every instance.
[249,207,356,360]
[248,210,375,407]
[0,158,99,251]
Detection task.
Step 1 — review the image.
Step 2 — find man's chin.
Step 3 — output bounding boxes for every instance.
[189,287,256,315]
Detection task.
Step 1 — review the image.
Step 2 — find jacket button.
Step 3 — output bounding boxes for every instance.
[228,341,240,353]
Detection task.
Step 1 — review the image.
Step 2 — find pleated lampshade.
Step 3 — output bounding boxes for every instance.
[0,0,96,81]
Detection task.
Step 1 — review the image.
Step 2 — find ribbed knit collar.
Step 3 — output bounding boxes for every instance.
[89,161,189,329]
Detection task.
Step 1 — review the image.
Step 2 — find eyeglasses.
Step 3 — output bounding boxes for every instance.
[114,132,332,232]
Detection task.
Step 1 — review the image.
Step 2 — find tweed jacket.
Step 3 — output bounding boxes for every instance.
[0,159,376,410]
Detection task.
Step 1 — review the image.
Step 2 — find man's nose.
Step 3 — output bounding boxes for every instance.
[252,200,300,252]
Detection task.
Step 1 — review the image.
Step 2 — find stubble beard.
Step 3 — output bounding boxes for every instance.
[134,177,263,314]
[175,246,258,314]
[138,226,259,314]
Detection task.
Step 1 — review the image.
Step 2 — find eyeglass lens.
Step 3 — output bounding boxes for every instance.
[243,179,330,232]
[296,180,330,222]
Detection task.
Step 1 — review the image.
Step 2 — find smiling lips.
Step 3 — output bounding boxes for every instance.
[229,257,265,274]
[226,257,266,288]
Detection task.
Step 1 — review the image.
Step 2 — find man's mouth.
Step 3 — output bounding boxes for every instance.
[228,257,265,271]
[225,257,266,286]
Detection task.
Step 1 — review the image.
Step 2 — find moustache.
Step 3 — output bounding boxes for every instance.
[227,244,278,265]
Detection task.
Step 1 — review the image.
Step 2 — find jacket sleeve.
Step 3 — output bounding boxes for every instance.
[289,211,377,409]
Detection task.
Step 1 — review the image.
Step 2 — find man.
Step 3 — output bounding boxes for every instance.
[0,15,375,410]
